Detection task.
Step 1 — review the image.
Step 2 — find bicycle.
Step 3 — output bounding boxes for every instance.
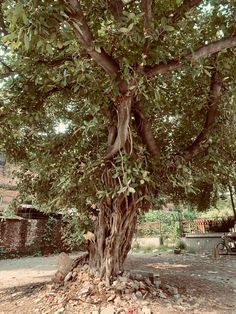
[215,232,236,255]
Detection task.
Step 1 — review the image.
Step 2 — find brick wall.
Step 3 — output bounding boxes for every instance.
[0,217,67,258]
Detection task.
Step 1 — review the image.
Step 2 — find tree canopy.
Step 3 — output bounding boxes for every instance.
[1,0,236,280]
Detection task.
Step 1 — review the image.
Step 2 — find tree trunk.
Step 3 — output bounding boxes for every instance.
[87,95,138,284]
[89,192,137,284]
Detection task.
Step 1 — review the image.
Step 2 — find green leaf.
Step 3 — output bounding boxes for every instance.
[128,187,136,194]
[36,40,43,49]
[15,3,24,17]
[95,46,101,53]
[119,27,130,33]
[164,25,175,32]
[118,186,128,194]
[46,44,53,55]
[128,23,134,32]
[203,68,211,77]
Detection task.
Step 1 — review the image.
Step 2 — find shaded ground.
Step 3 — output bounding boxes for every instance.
[126,252,236,313]
[0,251,236,313]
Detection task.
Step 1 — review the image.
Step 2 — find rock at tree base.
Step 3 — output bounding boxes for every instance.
[141,306,152,314]
[52,252,89,283]
[46,262,185,313]
[100,306,116,314]
[64,271,73,283]
[52,253,73,283]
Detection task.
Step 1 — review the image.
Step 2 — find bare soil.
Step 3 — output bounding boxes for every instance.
[0,251,235,314]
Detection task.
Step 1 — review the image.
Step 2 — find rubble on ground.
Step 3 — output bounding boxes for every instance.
[32,254,189,314]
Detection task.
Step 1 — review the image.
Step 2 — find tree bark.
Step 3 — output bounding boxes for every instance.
[185,70,221,159]
[133,101,160,159]
[143,36,236,77]
[105,95,132,159]
[89,189,137,284]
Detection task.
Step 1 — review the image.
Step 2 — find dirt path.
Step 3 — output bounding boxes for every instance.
[0,251,236,313]
[0,253,78,290]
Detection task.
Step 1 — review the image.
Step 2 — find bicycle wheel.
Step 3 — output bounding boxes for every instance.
[216,242,228,255]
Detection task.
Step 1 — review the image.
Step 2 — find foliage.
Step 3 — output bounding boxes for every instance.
[138,208,198,242]
[199,197,235,219]
[0,1,236,273]
[137,195,235,241]
[42,216,57,244]
[137,224,160,237]
[61,210,93,250]
[32,250,42,257]
[0,206,18,219]
[175,239,187,250]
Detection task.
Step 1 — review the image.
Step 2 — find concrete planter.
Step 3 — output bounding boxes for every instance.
[181,232,223,252]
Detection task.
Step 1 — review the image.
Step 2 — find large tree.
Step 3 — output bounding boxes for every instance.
[1,0,236,282]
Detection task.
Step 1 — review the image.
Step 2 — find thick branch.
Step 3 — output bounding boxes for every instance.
[192,36,236,59]
[105,96,132,159]
[63,0,120,77]
[35,57,74,67]
[141,0,152,31]
[141,0,152,57]
[108,0,124,21]
[168,0,202,24]
[144,36,236,77]
[134,101,160,159]
[185,70,222,159]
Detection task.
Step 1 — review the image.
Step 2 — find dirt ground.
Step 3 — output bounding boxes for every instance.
[0,253,79,290]
[0,251,236,314]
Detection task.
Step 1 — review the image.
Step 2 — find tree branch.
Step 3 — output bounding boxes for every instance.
[133,101,160,159]
[63,0,120,77]
[142,0,152,31]
[107,0,124,21]
[192,36,236,59]
[141,0,152,58]
[185,70,222,159]
[143,36,236,77]
[168,0,202,24]
[35,57,74,67]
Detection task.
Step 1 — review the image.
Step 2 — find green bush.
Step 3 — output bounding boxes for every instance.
[61,210,93,250]
[138,208,198,243]
[176,239,186,250]
[199,198,234,219]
